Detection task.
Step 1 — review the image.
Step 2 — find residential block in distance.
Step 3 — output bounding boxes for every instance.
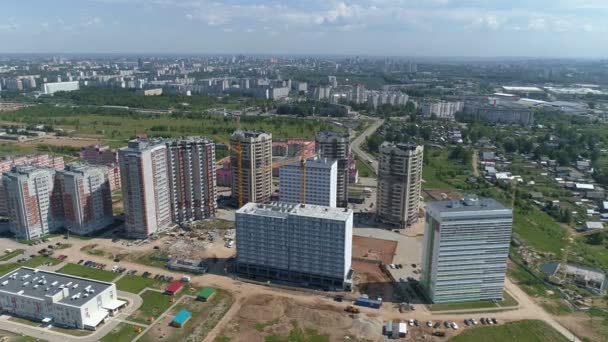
[279,157,338,207]
[235,202,353,291]
[59,163,113,236]
[119,139,172,238]
[2,165,64,240]
[376,142,424,228]
[0,267,126,330]
[420,196,513,303]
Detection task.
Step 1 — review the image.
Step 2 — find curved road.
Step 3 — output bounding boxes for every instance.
[351,117,384,174]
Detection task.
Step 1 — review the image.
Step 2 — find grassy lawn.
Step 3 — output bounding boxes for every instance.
[57,263,117,282]
[115,275,167,294]
[448,320,569,342]
[0,329,47,342]
[428,292,518,311]
[100,323,143,342]
[0,249,25,261]
[135,250,169,269]
[9,316,42,327]
[513,206,566,258]
[355,159,375,177]
[422,148,472,190]
[507,261,554,298]
[128,290,175,325]
[49,326,93,336]
[0,256,61,276]
[139,289,234,342]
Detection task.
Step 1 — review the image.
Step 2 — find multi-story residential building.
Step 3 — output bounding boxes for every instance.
[420,196,513,303]
[279,157,337,207]
[119,139,172,238]
[0,155,64,216]
[230,130,272,208]
[463,100,535,126]
[166,137,217,222]
[376,142,424,228]
[236,202,353,290]
[316,131,350,207]
[59,163,113,235]
[43,81,80,95]
[6,78,23,91]
[2,165,64,240]
[421,101,464,120]
[80,145,121,191]
[0,267,126,330]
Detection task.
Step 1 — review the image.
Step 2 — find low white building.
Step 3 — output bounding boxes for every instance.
[279,157,337,207]
[0,267,125,330]
[43,81,80,95]
[235,202,353,290]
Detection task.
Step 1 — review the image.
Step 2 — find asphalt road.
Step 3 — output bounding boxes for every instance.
[350,117,384,174]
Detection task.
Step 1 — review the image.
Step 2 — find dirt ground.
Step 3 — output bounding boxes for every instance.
[22,136,101,147]
[555,312,606,342]
[352,236,397,264]
[217,294,385,342]
[352,260,397,302]
[423,189,464,201]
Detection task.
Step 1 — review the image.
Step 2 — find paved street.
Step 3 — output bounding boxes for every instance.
[350,116,384,174]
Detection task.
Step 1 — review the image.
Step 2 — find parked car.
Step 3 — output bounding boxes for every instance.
[444,321,451,328]
[433,322,441,329]
[427,321,433,327]
[491,318,498,324]
[451,322,459,330]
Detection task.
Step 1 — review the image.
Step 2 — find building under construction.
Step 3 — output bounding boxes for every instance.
[230,130,273,208]
[315,131,350,207]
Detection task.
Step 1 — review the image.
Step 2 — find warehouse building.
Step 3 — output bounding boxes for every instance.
[236,202,353,291]
[0,267,125,330]
[420,197,512,303]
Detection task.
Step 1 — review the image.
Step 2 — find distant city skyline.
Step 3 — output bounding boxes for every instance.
[1,1,608,57]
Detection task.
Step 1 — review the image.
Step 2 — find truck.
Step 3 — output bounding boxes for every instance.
[354,297,382,309]
[398,322,407,337]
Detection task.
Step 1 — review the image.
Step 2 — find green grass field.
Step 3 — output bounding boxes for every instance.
[513,206,566,257]
[427,292,518,311]
[0,256,61,276]
[0,249,25,261]
[422,148,472,190]
[265,321,329,342]
[448,320,569,342]
[57,263,117,282]
[115,275,167,294]
[100,323,142,342]
[507,262,553,298]
[355,159,375,177]
[128,290,174,324]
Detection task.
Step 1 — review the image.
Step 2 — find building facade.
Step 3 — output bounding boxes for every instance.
[279,158,337,207]
[376,142,424,228]
[421,101,464,120]
[420,197,513,303]
[60,163,113,236]
[166,137,217,222]
[43,81,80,95]
[119,140,172,238]
[2,165,64,240]
[236,202,353,290]
[315,131,350,207]
[0,267,125,330]
[80,145,121,191]
[230,131,272,207]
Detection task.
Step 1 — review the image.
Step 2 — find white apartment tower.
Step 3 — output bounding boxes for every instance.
[421,197,513,303]
[60,163,113,235]
[166,137,217,222]
[119,139,172,238]
[230,130,272,208]
[376,142,424,228]
[279,157,338,207]
[236,202,353,290]
[2,165,64,240]
[315,131,350,207]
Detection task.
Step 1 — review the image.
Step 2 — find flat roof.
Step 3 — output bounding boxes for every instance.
[0,267,113,307]
[427,197,509,214]
[238,202,352,222]
[502,86,544,92]
[173,309,192,324]
[198,287,215,298]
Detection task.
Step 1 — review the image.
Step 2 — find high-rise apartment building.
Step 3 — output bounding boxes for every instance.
[279,157,337,207]
[236,202,353,290]
[316,131,350,207]
[376,142,424,228]
[81,145,121,191]
[420,197,513,303]
[166,137,217,222]
[2,166,64,240]
[230,130,272,207]
[60,163,113,235]
[119,140,172,238]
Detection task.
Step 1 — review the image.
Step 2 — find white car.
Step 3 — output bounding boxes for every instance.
[427,321,433,327]
[389,264,396,269]
[451,322,459,330]
[471,319,478,325]
[408,319,414,326]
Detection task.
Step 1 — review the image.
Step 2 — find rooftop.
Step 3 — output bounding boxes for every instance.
[237,201,352,222]
[0,267,113,307]
[427,196,509,214]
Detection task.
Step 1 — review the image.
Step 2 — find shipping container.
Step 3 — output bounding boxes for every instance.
[354,297,382,309]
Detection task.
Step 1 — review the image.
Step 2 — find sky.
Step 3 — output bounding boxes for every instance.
[1,0,608,57]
